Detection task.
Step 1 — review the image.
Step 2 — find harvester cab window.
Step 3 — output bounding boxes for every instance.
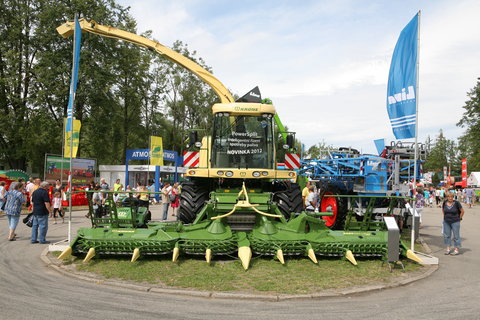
[212,113,274,169]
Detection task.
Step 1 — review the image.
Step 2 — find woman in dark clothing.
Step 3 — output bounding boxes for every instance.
[442,192,465,255]
[86,180,95,201]
[52,179,63,195]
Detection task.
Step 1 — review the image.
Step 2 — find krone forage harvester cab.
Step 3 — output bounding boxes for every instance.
[57,19,421,269]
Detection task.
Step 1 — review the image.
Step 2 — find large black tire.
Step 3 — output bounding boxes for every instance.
[319,185,348,230]
[272,182,303,219]
[178,180,210,224]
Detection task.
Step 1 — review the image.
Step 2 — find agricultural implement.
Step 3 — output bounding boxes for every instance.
[299,141,429,229]
[57,19,422,269]
[88,194,152,228]
[61,186,420,269]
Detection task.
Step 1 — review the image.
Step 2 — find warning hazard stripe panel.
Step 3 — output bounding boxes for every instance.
[285,153,300,169]
[183,151,199,167]
[183,151,196,164]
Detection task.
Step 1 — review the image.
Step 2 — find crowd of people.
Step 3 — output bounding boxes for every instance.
[1,176,183,243]
[412,186,477,209]
[1,177,61,244]
[84,178,181,221]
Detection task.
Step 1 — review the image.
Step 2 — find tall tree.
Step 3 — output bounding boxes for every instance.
[153,41,218,152]
[424,129,459,176]
[0,0,131,173]
[0,0,41,170]
[457,77,480,171]
[304,141,334,159]
[107,18,153,163]
[0,0,230,175]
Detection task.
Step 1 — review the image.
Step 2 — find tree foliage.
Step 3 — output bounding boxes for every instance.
[0,0,220,175]
[423,129,459,176]
[457,78,480,171]
[0,0,131,173]
[154,41,218,152]
[304,141,333,159]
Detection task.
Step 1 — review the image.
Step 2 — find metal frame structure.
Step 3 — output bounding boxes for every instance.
[299,141,428,196]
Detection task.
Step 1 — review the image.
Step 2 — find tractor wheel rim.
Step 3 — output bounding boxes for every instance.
[321,192,337,227]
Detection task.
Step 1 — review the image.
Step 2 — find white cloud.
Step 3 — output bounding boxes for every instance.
[117,0,480,154]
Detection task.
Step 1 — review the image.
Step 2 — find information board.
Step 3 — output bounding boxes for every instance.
[44,155,96,186]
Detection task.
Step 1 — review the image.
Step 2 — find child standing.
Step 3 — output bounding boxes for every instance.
[170,182,181,218]
[415,187,425,226]
[52,191,64,224]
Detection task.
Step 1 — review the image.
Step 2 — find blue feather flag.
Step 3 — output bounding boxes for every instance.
[65,16,82,133]
[387,13,419,139]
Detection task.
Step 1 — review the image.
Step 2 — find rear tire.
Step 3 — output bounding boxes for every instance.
[319,185,348,229]
[272,182,303,219]
[178,180,210,224]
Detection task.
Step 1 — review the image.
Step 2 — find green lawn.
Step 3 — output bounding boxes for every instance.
[70,254,422,295]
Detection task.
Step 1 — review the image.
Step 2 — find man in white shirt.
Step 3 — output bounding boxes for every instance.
[161,182,172,220]
[305,186,316,212]
[26,177,40,210]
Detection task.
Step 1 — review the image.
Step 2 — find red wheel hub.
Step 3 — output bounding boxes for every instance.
[320,192,337,227]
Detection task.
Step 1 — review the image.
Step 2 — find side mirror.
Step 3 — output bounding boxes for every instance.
[189,131,198,146]
[286,134,294,149]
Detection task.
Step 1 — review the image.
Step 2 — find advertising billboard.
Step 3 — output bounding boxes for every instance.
[44,155,96,186]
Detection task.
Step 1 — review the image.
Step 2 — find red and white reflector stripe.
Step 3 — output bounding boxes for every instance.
[183,151,199,167]
[285,153,300,169]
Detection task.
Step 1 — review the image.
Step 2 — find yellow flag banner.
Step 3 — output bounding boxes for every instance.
[150,136,164,166]
[64,118,81,158]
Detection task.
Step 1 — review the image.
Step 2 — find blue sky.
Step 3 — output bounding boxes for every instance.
[117,0,480,154]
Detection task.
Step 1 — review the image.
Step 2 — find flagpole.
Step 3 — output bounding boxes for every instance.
[60,120,66,243]
[61,120,65,194]
[67,13,80,243]
[411,10,421,251]
[68,130,73,243]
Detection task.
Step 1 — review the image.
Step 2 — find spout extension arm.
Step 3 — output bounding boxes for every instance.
[274,113,288,144]
[57,19,235,103]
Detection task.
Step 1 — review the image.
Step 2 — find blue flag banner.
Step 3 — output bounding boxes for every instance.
[65,16,82,133]
[374,138,385,155]
[387,13,419,139]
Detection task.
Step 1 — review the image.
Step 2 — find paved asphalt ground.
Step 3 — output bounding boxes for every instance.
[1,204,479,319]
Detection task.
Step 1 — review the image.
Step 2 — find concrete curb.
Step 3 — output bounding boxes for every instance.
[42,237,438,301]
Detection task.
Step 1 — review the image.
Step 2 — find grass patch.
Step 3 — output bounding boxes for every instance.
[67,224,426,294]
[74,255,422,295]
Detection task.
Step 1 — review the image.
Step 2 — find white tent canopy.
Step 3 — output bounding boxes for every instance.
[467,172,480,187]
